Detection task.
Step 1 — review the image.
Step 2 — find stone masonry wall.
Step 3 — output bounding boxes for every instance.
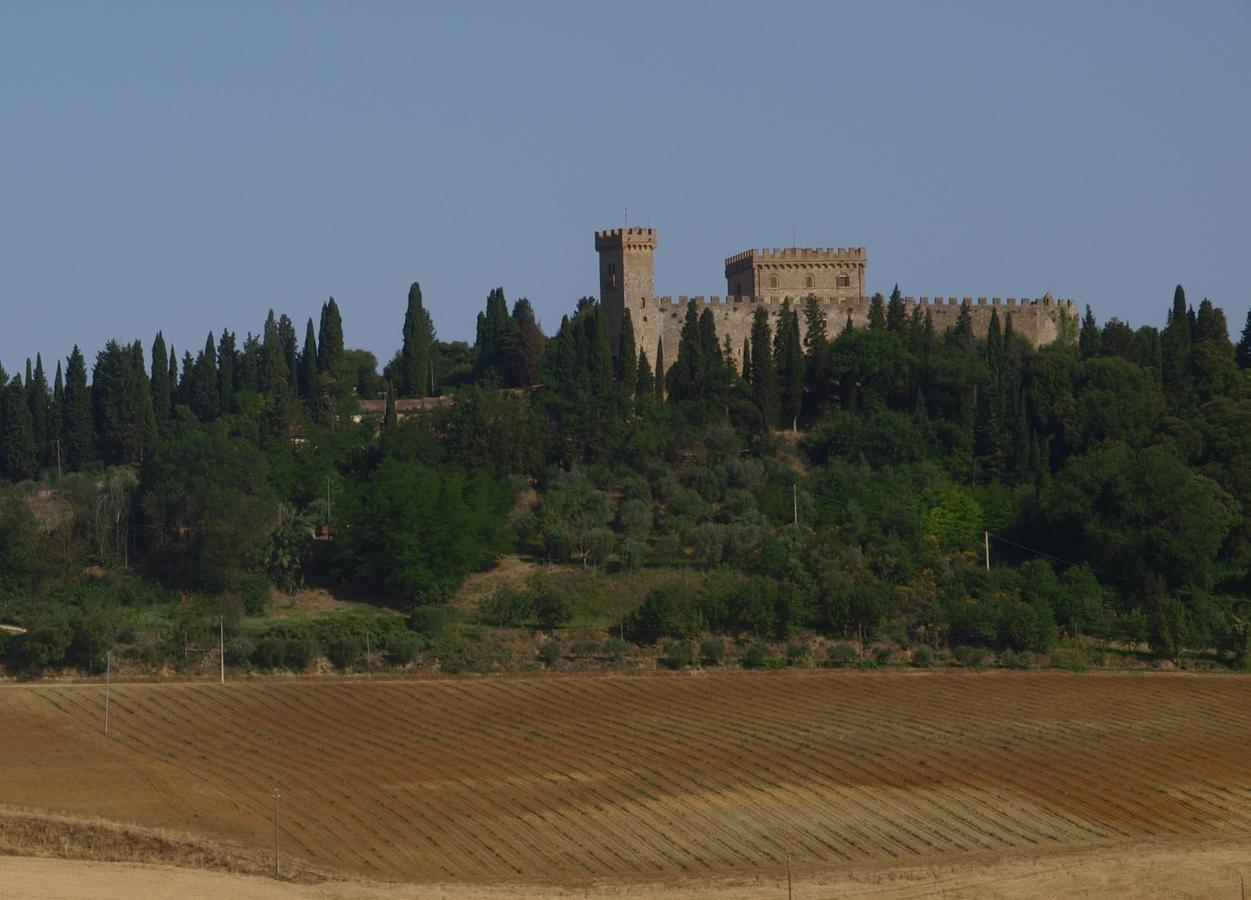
[630,293,1075,379]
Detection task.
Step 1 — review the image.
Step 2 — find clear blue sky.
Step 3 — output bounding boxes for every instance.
[2,1,1248,373]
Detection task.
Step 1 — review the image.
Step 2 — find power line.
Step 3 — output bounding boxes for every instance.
[986,532,1126,582]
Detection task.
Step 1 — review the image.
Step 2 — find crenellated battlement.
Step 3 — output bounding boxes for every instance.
[597,225,1078,377]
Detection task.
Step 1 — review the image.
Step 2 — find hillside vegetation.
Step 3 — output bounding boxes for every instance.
[3,283,1251,674]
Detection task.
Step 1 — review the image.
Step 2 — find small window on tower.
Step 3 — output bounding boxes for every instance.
[805,274,815,289]
[769,274,779,289]
[837,274,851,288]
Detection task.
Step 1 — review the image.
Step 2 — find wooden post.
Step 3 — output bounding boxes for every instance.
[272,787,281,878]
[984,530,990,572]
[104,651,111,736]
[219,616,225,685]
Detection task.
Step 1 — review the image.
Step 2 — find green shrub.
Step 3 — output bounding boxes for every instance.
[570,639,600,658]
[327,636,363,669]
[387,633,420,665]
[911,644,935,667]
[662,639,694,669]
[241,576,271,616]
[285,637,320,670]
[252,637,287,669]
[538,639,562,666]
[874,646,893,666]
[225,636,255,666]
[478,588,531,627]
[699,638,726,666]
[953,645,987,668]
[824,643,859,667]
[531,588,572,631]
[786,642,810,666]
[409,604,456,638]
[743,641,774,670]
[999,648,1030,669]
[601,638,630,659]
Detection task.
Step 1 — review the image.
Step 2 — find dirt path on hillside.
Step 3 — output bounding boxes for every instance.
[6,837,1251,898]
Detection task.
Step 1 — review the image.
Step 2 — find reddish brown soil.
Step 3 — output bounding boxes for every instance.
[2,670,1250,884]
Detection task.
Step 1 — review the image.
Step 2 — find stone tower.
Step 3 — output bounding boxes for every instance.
[595,227,657,349]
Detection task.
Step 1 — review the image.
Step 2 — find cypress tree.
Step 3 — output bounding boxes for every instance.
[1079,305,1101,358]
[635,349,655,410]
[150,332,171,431]
[190,333,219,420]
[512,298,544,388]
[655,338,666,401]
[886,284,906,333]
[236,334,259,393]
[400,282,435,397]
[167,346,179,403]
[668,300,705,403]
[317,297,344,375]
[749,307,779,427]
[299,318,318,400]
[868,292,887,330]
[1161,285,1194,411]
[261,310,291,397]
[1,377,37,481]
[278,314,299,395]
[618,310,637,398]
[1236,309,1251,370]
[775,301,804,431]
[217,329,236,413]
[62,345,95,469]
[50,362,64,470]
[844,311,855,335]
[27,354,49,465]
[741,337,752,382]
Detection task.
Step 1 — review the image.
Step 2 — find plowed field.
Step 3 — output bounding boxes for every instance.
[2,670,1250,888]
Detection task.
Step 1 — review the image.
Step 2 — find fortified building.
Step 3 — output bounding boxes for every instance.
[595,227,1075,372]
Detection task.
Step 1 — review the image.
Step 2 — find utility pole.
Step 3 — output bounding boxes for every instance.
[219,615,225,685]
[272,787,281,878]
[104,651,111,736]
[55,438,62,482]
[792,483,798,527]
[984,530,990,572]
[785,851,793,900]
[365,631,371,674]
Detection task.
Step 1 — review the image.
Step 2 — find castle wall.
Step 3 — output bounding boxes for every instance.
[724,247,866,303]
[629,294,1074,381]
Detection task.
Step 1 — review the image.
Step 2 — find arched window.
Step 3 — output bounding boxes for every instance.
[837,274,851,288]
[769,274,779,290]
[804,273,815,289]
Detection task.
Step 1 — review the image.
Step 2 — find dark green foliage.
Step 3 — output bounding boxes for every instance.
[61,346,95,468]
[699,637,726,666]
[317,297,345,375]
[661,639,694,669]
[749,307,779,427]
[327,636,363,669]
[400,282,436,397]
[825,643,858,666]
[538,638,561,665]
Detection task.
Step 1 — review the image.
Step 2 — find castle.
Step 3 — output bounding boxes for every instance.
[595,227,1075,371]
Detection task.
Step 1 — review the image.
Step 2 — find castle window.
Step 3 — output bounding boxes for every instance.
[804,274,815,289]
[837,274,851,288]
[769,274,779,289]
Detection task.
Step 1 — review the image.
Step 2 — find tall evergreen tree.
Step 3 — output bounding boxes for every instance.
[27,354,49,465]
[150,332,171,431]
[317,298,344,375]
[775,301,804,430]
[92,340,154,465]
[886,284,907,333]
[278,315,299,395]
[618,309,637,398]
[868,292,887,330]
[1161,285,1195,412]
[299,318,319,400]
[236,334,259,393]
[50,361,64,470]
[400,282,436,397]
[1079,305,1101,359]
[512,298,545,388]
[741,337,752,382]
[1237,309,1251,370]
[749,307,779,427]
[635,349,655,412]
[668,301,705,404]
[190,333,220,420]
[217,329,237,413]
[654,338,666,401]
[261,310,291,397]
[62,345,95,469]
[383,382,398,430]
[1,377,37,481]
